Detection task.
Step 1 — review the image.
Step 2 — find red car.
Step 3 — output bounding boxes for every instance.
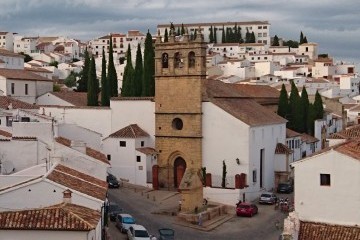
[236,203,258,217]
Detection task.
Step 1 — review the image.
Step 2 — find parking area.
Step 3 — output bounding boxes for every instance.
[106,185,293,240]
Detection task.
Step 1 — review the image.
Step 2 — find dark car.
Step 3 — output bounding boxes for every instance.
[277,183,293,193]
[236,202,258,217]
[107,174,120,188]
[108,202,123,222]
[158,228,175,240]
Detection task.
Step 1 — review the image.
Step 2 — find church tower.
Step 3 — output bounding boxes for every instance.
[154,29,207,191]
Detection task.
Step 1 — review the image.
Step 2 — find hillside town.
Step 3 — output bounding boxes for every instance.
[0,20,359,240]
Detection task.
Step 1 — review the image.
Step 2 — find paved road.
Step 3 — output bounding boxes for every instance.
[107,187,289,240]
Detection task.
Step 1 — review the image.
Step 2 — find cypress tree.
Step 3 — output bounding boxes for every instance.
[108,36,118,97]
[170,22,175,33]
[301,87,310,133]
[77,48,90,92]
[272,35,280,46]
[194,29,197,40]
[142,30,155,96]
[164,28,169,42]
[314,90,324,120]
[122,44,134,97]
[300,31,304,44]
[214,27,217,43]
[221,25,226,43]
[303,36,308,44]
[87,56,98,106]
[307,103,316,136]
[209,26,214,43]
[221,160,227,188]
[101,49,109,106]
[225,27,229,43]
[181,23,185,35]
[177,27,180,36]
[250,32,256,43]
[133,43,143,97]
[277,84,289,119]
[238,27,243,43]
[288,81,301,131]
[245,28,250,43]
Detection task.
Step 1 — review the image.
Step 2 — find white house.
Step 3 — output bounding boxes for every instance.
[300,133,320,158]
[37,91,88,107]
[13,36,38,55]
[282,139,360,240]
[0,49,24,70]
[0,32,14,51]
[297,43,318,60]
[0,68,53,104]
[286,128,302,161]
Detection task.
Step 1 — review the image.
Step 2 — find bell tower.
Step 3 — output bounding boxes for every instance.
[154,29,207,190]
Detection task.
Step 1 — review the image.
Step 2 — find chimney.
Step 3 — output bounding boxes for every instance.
[63,189,72,204]
[70,140,86,154]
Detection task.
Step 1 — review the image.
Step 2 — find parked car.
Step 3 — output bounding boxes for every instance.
[116,213,136,233]
[158,228,175,240]
[259,192,277,204]
[277,182,293,194]
[108,202,122,222]
[127,224,151,240]
[107,174,120,188]
[236,202,258,217]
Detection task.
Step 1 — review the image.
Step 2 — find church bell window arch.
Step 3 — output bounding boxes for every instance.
[162,52,168,68]
[188,51,195,68]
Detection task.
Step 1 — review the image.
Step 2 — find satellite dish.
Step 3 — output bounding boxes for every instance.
[2,161,15,174]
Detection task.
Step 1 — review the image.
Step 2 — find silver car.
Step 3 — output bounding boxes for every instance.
[259,192,277,204]
[115,213,136,233]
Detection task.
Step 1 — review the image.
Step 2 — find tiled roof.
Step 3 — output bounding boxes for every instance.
[299,221,360,240]
[0,49,24,58]
[0,202,100,231]
[334,139,360,161]
[275,143,293,154]
[109,124,150,138]
[348,104,360,112]
[25,67,52,73]
[0,96,39,109]
[49,91,88,106]
[286,128,301,138]
[46,164,107,200]
[231,84,280,99]
[111,97,154,101]
[329,124,360,139]
[55,137,109,165]
[301,133,319,143]
[0,68,52,82]
[157,21,269,28]
[0,129,12,138]
[136,147,157,155]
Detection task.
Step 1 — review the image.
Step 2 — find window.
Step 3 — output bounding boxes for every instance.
[320,174,331,186]
[252,170,257,182]
[141,141,144,147]
[258,26,262,29]
[136,156,141,162]
[107,155,111,161]
[263,33,267,37]
[188,51,195,68]
[25,84,28,95]
[263,26,267,29]
[162,53,168,68]
[258,33,262,37]
[172,118,183,130]
[120,141,126,147]
[11,83,14,94]
[174,52,182,68]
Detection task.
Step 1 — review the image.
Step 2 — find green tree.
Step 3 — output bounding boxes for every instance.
[300,31,304,44]
[177,27,180,36]
[221,160,227,188]
[87,56,99,106]
[250,32,256,43]
[122,44,134,97]
[101,49,110,106]
[301,87,310,133]
[49,61,58,68]
[194,29,197,40]
[108,36,118,97]
[19,52,32,62]
[283,40,299,48]
[181,23,185,35]
[272,35,280,46]
[77,48,90,92]
[277,84,289,119]
[288,81,302,132]
[303,36,308,44]
[313,90,324,120]
[221,25,226,43]
[307,103,316,135]
[170,22,175,33]
[209,26,214,43]
[64,71,78,88]
[245,28,250,43]
[142,30,155,96]
[201,167,207,186]
[53,84,61,92]
[214,27,217,43]
[164,28,169,42]
[133,43,143,97]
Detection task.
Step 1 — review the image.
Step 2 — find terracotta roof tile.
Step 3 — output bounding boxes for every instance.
[0,202,100,231]
[0,49,24,58]
[286,128,301,138]
[136,147,157,155]
[299,221,360,240]
[111,97,154,101]
[25,67,52,73]
[0,68,52,81]
[0,129,12,138]
[109,124,150,138]
[47,164,107,200]
[301,133,319,143]
[275,143,293,154]
[157,21,269,28]
[55,137,109,165]
[329,124,360,139]
[334,139,360,161]
[50,91,88,106]
[0,96,39,109]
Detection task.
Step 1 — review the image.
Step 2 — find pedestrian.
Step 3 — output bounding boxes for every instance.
[178,200,182,211]
[198,212,203,226]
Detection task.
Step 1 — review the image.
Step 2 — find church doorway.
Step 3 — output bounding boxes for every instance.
[174,157,186,188]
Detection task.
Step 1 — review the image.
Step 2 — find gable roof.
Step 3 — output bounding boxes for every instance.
[46,164,107,200]
[286,128,301,138]
[0,49,24,58]
[49,91,88,106]
[108,124,150,138]
[329,124,360,139]
[0,202,100,231]
[55,137,109,165]
[0,129,12,138]
[301,133,319,143]
[275,143,293,154]
[136,147,157,155]
[0,68,52,82]
[299,221,360,240]
[0,96,39,109]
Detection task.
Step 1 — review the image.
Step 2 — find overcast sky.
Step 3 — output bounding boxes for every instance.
[1,0,359,66]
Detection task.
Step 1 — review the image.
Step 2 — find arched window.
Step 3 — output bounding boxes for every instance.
[188,51,195,68]
[174,52,182,68]
[162,53,168,68]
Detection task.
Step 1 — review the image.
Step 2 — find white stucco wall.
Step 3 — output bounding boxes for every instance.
[203,187,242,206]
[0,230,89,240]
[12,122,54,144]
[293,150,360,225]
